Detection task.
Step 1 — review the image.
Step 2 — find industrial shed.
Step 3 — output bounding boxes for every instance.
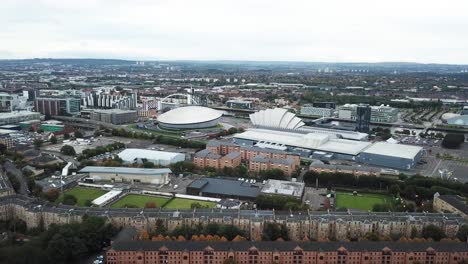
[358,142,424,170]
[79,166,171,185]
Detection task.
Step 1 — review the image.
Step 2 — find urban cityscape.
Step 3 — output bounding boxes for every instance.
[0,1,468,264]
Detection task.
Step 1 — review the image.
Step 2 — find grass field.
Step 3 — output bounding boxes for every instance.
[335,192,392,211]
[163,198,217,209]
[58,187,107,206]
[110,194,170,208]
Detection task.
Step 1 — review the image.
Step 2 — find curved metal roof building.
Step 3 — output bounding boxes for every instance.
[157,106,222,129]
[249,108,305,129]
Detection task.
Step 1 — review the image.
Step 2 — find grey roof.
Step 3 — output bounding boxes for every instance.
[207,140,239,147]
[110,241,468,252]
[310,162,382,173]
[251,155,294,165]
[438,195,468,216]
[194,149,211,158]
[241,145,295,155]
[79,166,172,175]
[187,177,260,198]
[224,151,241,159]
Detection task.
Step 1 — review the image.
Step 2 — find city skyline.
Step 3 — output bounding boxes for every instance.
[1,0,468,64]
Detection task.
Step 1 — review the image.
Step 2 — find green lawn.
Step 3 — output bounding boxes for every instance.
[335,192,391,211]
[163,198,217,209]
[58,187,107,206]
[110,194,170,208]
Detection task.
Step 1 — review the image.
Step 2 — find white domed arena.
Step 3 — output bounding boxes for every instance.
[157,106,222,129]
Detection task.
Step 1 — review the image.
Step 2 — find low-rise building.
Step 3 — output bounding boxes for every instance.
[79,166,171,185]
[260,179,305,199]
[249,155,296,176]
[433,193,468,219]
[193,149,241,170]
[118,148,185,166]
[186,177,260,200]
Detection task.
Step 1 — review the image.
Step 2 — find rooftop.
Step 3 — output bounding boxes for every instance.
[361,142,423,160]
[157,106,222,125]
[118,148,184,161]
[260,179,305,198]
[187,177,260,199]
[438,195,468,216]
[235,128,371,156]
[0,111,40,119]
[251,155,294,165]
[79,166,172,175]
[109,241,468,253]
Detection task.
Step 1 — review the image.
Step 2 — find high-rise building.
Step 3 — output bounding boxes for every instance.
[82,91,137,110]
[356,104,371,133]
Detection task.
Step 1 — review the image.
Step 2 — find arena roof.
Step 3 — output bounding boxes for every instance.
[79,166,172,175]
[234,128,371,156]
[157,106,222,125]
[250,108,305,129]
[360,142,423,160]
[118,148,184,162]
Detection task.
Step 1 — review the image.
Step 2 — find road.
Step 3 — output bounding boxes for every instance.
[4,161,29,195]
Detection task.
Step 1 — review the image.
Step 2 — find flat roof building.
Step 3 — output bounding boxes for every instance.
[0,111,41,126]
[186,177,260,200]
[90,109,138,125]
[79,166,171,185]
[260,179,305,199]
[358,142,424,170]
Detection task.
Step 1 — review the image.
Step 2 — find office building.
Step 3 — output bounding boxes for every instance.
[90,109,138,124]
[312,101,336,109]
[300,105,334,117]
[0,93,13,112]
[0,111,41,126]
[34,97,81,116]
[338,104,399,123]
[356,104,371,133]
[226,99,253,109]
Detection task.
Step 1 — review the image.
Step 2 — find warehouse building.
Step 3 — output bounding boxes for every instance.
[358,142,424,170]
[79,166,171,185]
[118,148,185,166]
[186,177,260,200]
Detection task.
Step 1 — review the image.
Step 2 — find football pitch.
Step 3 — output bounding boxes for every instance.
[335,191,392,211]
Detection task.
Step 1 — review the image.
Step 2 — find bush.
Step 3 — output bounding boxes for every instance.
[60,145,76,156]
[441,133,465,149]
[62,194,78,205]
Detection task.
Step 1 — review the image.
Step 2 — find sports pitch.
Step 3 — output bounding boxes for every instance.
[335,191,392,211]
[58,187,107,206]
[110,194,217,209]
[110,194,170,208]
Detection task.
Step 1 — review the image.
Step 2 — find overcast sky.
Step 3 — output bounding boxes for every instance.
[1,0,468,64]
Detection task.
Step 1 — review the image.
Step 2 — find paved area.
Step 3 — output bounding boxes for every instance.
[4,161,29,195]
[302,187,327,210]
[45,137,119,154]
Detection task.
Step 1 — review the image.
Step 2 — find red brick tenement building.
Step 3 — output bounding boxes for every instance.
[195,140,300,175]
[106,241,468,264]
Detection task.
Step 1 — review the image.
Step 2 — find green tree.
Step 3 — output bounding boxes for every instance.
[0,143,7,155]
[422,224,445,241]
[60,145,76,156]
[33,139,43,149]
[74,130,84,138]
[262,223,288,241]
[456,224,468,242]
[143,161,155,168]
[441,133,465,149]
[50,136,58,144]
[62,194,77,205]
